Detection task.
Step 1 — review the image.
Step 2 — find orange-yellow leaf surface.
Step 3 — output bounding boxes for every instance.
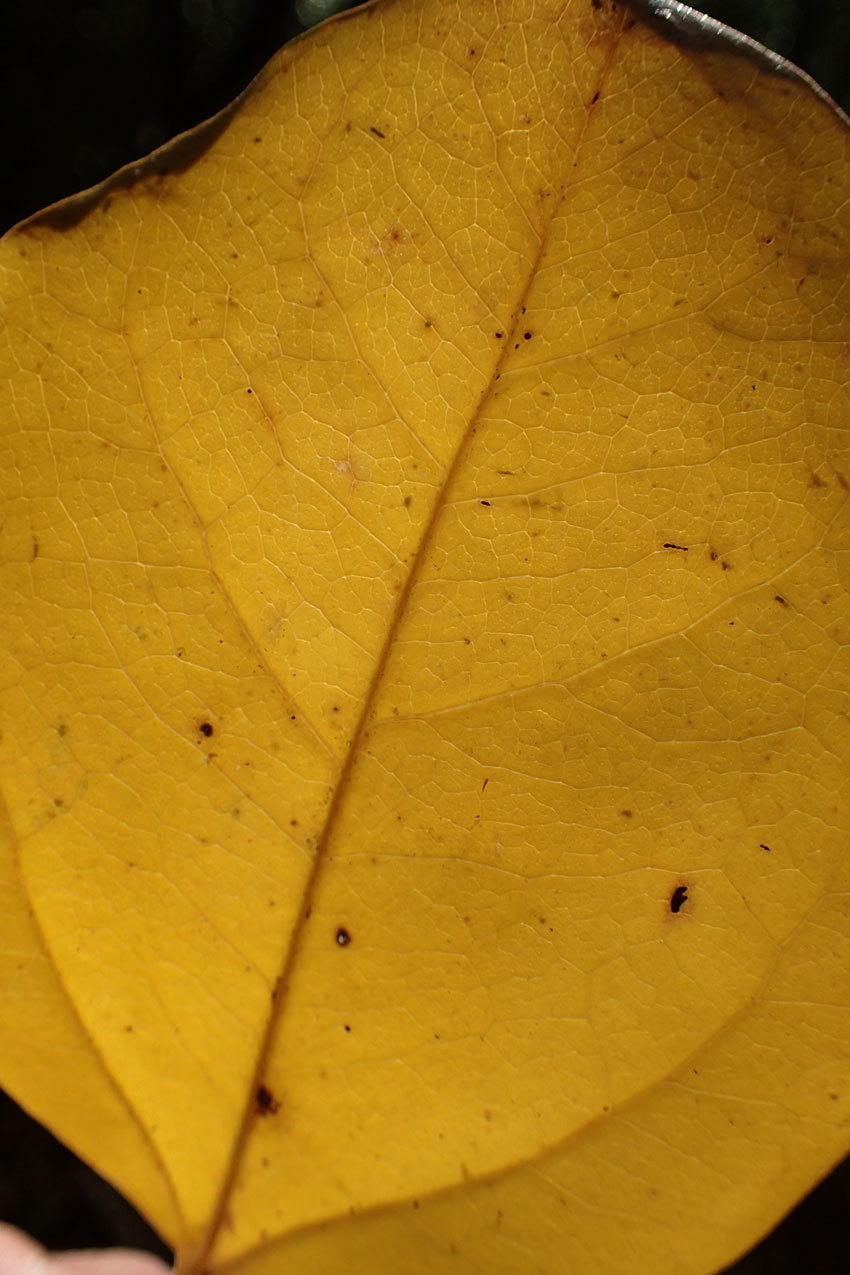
[1,1,849,1272]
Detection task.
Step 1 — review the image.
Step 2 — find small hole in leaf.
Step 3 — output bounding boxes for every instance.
[670,885,688,914]
[336,927,351,946]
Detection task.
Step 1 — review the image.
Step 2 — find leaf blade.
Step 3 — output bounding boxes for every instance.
[0,1,848,1272]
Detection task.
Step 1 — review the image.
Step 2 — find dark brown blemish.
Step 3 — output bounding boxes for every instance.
[620,808,632,818]
[670,885,689,914]
[523,331,532,340]
[31,538,39,560]
[774,595,789,607]
[482,777,489,791]
[57,723,68,737]
[255,1085,280,1116]
[370,126,386,138]
[199,721,214,738]
[404,495,413,508]
[591,91,600,105]
[480,499,491,506]
[26,88,250,231]
[495,331,504,339]
[663,543,688,552]
[759,843,772,853]
[336,927,352,946]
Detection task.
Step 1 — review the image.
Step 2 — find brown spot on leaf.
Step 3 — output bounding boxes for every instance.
[255,1085,279,1116]
[26,90,250,231]
[670,885,689,914]
[336,927,352,946]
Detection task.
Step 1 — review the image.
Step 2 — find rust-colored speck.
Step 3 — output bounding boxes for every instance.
[255,1085,280,1116]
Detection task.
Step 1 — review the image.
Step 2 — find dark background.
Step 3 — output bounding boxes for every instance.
[0,0,848,1270]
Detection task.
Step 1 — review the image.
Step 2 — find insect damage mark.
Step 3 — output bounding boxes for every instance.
[198,721,214,738]
[336,927,352,946]
[663,542,689,551]
[255,1085,280,1116]
[709,548,731,570]
[669,884,689,914]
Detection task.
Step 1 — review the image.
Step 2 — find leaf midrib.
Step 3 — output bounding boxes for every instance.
[187,7,628,1268]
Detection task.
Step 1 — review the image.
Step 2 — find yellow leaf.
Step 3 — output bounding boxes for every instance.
[1,1,849,1271]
